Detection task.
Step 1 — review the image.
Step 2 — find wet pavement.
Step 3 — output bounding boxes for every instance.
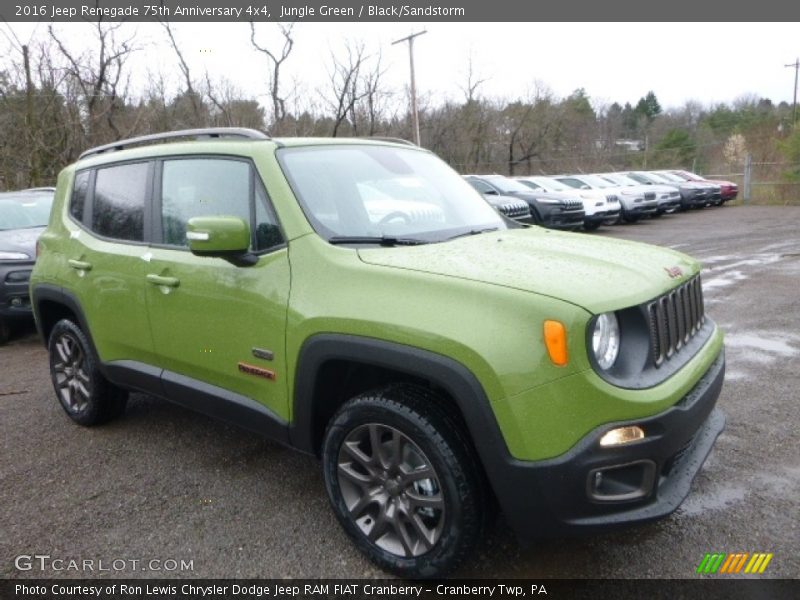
[1,205,798,579]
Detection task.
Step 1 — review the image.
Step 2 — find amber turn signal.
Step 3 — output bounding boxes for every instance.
[543,320,568,366]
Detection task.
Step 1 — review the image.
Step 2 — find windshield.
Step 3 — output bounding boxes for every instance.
[0,193,54,230]
[278,145,507,242]
[627,172,654,184]
[530,176,570,192]
[483,175,532,194]
[663,171,690,182]
[566,174,613,189]
[651,172,682,183]
[603,173,639,186]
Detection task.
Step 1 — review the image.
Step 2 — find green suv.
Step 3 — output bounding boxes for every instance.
[30,128,725,577]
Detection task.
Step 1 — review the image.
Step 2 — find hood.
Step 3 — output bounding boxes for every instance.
[0,226,43,258]
[358,227,698,314]
[644,184,680,194]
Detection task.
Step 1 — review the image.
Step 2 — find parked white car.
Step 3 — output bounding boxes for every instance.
[598,172,681,215]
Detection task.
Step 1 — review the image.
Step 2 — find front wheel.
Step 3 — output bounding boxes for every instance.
[48,319,127,426]
[583,221,601,232]
[322,385,486,578]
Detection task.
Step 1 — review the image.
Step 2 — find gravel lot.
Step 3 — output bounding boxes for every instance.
[1,205,798,579]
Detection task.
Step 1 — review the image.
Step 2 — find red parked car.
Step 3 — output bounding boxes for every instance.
[669,170,738,204]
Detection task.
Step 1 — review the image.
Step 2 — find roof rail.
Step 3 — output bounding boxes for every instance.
[79,128,270,159]
[361,136,417,147]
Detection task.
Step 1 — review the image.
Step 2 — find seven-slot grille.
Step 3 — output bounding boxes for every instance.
[499,201,530,220]
[647,276,705,367]
[644,192,656,201]
[606,194,619,203]
[561,198,583,210]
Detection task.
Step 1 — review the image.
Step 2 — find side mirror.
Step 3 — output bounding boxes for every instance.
[485,190,499,195]
[581,185,591,190]
[187,216,256,266]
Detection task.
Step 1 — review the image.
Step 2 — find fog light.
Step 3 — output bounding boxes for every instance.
[599,425,645,447]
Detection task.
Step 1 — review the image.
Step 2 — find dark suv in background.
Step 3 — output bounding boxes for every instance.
[464,174,585,229]
[0,187,55,343]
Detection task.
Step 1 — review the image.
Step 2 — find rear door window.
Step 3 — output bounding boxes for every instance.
[92,162,149,241]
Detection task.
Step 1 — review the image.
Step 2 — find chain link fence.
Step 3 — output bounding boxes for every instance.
[708,157,800,205]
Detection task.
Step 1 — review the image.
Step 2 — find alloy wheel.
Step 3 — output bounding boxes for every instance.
[52,332,91,413]
[337,423,445,558]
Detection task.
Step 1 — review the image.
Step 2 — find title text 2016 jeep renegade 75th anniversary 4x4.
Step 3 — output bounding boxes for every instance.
[30,129,725,578]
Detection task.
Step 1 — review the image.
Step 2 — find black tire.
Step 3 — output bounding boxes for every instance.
[0,318,9,345]
[47,319,127,426]
[583,221,601,232]
[622,211,640,223]
[322,384,486,578]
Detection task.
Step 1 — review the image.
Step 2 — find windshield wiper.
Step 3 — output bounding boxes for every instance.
[328,236,428,247]
[447,227,499,241]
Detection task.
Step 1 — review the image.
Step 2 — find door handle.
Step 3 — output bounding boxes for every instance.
[146,274,180,288]
[68,259,92,271]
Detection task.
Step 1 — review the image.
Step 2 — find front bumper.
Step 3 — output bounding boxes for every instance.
[491,350,725,541]
[0,263,35,319]
[585,209,621,224]
[536,203,586,229]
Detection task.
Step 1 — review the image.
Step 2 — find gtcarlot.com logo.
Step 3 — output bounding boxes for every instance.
[697,552,774,574]
[14,554,194,572]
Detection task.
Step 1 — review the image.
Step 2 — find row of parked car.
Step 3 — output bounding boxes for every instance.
[465,170,739,231]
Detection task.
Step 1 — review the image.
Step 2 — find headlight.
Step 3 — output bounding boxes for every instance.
[592,312,620,370]
[0,251,31,260]
[535,197,561,205]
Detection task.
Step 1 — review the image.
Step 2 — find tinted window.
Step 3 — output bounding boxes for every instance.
[161,159,251,247]
[70,171,89,223]
[255,184,283,251]
[93,163,149,241]
[468,179,495,194]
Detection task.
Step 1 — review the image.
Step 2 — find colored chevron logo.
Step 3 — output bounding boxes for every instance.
[696,552,774,574]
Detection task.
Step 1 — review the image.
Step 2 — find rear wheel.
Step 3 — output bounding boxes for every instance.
[322,384,486,578]
[48,319,127,426]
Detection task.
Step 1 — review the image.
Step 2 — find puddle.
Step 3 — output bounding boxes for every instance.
[725,332,800,357]
[702,269,748,292]
[678,485,748,516]
[699,249,794,296]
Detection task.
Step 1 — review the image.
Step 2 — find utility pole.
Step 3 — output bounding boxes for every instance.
[786,58,799,127]
[392,30,427,146]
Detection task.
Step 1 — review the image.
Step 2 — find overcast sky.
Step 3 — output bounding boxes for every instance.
[6,22,800,111]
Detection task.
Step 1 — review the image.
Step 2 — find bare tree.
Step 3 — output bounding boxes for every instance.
[49,22,137,144]
[360,50,389,136]
[161,22,204,126]
[458,51,488,104]
[323,41,371,137]
[250,23,295,129]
